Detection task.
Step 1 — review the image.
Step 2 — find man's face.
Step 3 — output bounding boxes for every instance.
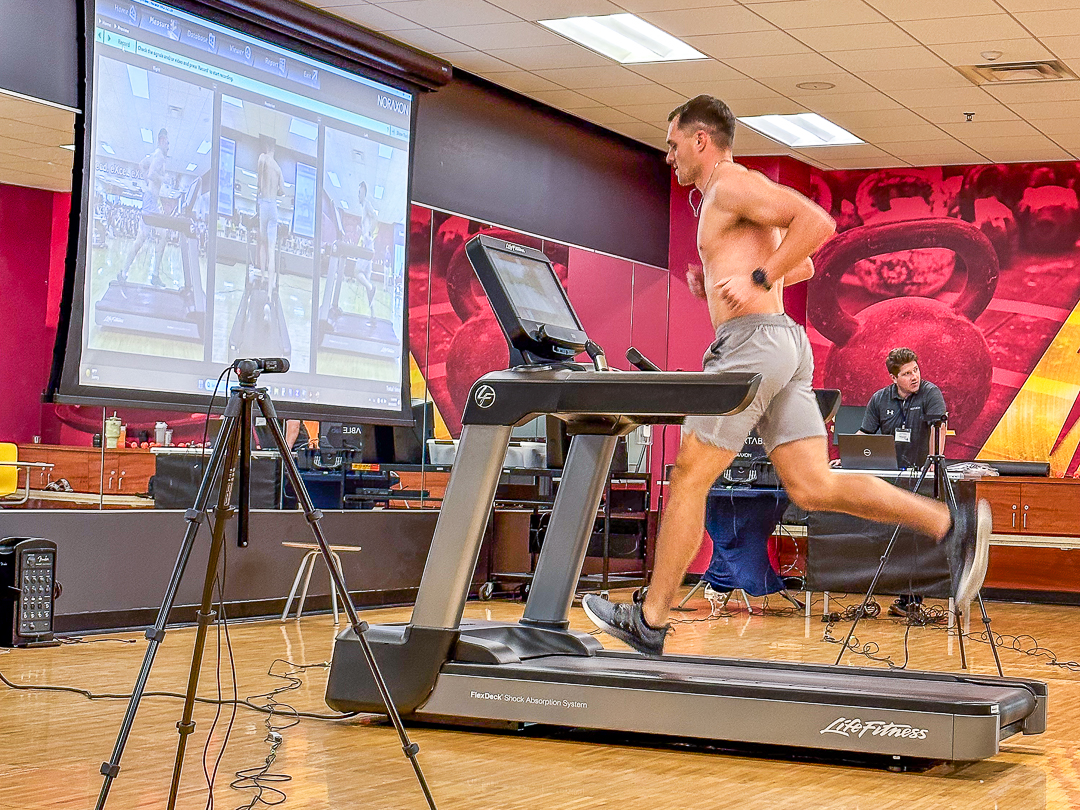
[891,360,921,396]
[665,118,700,187]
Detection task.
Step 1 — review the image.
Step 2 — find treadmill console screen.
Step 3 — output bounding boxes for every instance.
[465,234,588,364]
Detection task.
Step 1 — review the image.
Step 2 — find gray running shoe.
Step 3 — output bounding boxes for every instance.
[581,593,669,657]
[942,499,992,615]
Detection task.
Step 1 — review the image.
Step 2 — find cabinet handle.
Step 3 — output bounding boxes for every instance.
[1023,504,1029,530]
[1011,505,1016,529]
[119,471,125,490]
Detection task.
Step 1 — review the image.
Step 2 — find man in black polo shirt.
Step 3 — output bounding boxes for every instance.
[861,347,947,618]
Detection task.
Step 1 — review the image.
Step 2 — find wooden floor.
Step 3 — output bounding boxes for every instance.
[2,591,1079,809]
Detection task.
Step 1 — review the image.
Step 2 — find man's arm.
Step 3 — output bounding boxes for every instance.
[718,169,835,286]
[860,397,882,435]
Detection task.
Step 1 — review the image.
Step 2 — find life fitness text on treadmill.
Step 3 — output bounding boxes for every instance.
[820,718,929,740]
[470,690,588,709]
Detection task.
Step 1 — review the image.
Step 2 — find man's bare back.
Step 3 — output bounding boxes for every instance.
[257,151,284,201]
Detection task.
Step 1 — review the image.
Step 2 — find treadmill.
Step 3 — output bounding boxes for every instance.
[316,192,400,359]
[94,176,207,341]
[228,214,292,359]
[326,234,1047,763]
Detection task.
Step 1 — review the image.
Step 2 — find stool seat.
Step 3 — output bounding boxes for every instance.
[281,541,361,624]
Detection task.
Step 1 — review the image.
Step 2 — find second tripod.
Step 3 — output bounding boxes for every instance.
[94,358,437,810]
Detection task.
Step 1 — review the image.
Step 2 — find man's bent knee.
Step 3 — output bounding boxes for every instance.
[670,432,738,491]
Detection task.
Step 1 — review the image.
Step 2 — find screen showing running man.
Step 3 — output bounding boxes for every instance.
[62,0,415,418]
[488,248,581,332]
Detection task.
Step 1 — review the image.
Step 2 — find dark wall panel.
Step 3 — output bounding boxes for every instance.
[0,0,79,109]
[414,74,670,268]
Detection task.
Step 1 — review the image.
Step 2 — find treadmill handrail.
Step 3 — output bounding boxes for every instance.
[461,368,761,426]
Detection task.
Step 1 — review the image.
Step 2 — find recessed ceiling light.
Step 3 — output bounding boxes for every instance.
[796,81,835,91]
[539,14,707,64]
[738,113,863,147]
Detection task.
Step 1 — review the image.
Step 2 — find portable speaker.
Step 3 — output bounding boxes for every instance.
[0,537,60,648]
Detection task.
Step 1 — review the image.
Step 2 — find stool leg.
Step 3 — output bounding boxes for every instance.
[296,551,318,620]
[282,552,312,621]
[329,552,345,625]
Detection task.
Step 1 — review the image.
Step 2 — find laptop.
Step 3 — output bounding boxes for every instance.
[837,433,898,471]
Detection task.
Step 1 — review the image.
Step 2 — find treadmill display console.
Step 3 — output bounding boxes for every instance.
[465,234,589,364]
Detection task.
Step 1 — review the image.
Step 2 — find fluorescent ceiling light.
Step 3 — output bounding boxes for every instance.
[289,117,318,140]
[127,65,150,99]
[539,14,706,64]
[186,162,197,171]
[738,113,862,147]
[100,142,115,155]
[222,95,243,108]
[197,140,212,154]
[378,144,393,159]
[327,170,340,188]
[140,128,154,143]
[340,200,349,210]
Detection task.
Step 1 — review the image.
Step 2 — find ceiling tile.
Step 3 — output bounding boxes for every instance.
[983,80,1080,103]
[959,133,1067,149]
[484,44,613,69]
[628,59,744,84]
[579,83,684,106]
[821,156,912,168]
[533,65,655,89]
[528,88,598,109]
[393,28,472,53]
[926,39,1055,65]
[638,6,775,36]
[748,0,887,28]
[733,124,789,152]
[0,120,70,146]
[995,0,1080,10]
[439,21,565,50]
[977,145,1074,161]
[1041,35,1080,58]
[757,73,872,95]
[791,143,895,162]
[824,46,948,73]
[826,108,931,128]
[856,67,973,91]
[484,70,563,93]
[886,86,995,107]
[863,0,1003,20]
[1011,9,1080,38]
[850,122,950,142]
[791,23,917,53]
[664,78,787,101]
[1030,116,1080,134]
[917,103,1021,123]
[615,102,686,122]
[787,90,904,112]
[486,0,623,19]
[330,4,420,31]
[571,106,641,125]
[897,15,1030,44]
[610,0,740,10]
[723,52,841,78]
[731,96,809,115]
[682,31,811,60]
[384,0,518,27]
[903,154,990,166]
[938,119,1042,137]
[606,121,668,139]
[1001,98,1080,118]
[440,50,520,73]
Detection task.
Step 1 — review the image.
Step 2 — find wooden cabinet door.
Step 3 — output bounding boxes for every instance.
[1021,483,1080,536]
[47,448,93,492]
[975,480,1022,534]
[114,451,156,494]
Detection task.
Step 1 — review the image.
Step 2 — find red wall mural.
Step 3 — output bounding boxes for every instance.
[806,164,1080,474]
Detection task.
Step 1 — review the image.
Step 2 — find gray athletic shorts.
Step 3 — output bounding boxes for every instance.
[682,313,828,454]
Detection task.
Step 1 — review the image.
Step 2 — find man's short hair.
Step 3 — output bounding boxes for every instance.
[668,95,737,149]
[886,347,919,377]
[157,128,168,142]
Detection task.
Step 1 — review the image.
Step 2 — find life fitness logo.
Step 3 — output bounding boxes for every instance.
[863,448,872,456]
[820,717,929,741]
[474,384,496,409]
[378,95,409,115]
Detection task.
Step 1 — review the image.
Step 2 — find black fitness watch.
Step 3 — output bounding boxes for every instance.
[751,267,772,290]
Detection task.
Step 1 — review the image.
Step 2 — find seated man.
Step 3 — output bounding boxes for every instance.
[581,95,989,657]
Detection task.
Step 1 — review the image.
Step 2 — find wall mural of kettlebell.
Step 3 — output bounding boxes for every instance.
[809,219,999,433]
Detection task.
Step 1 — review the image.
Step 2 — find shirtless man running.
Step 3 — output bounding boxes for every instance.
[257,135,286,298]
[583,95,990,656]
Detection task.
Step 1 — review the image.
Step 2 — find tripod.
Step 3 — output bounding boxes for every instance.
[834,419,1003,677]
[94,359,437,810]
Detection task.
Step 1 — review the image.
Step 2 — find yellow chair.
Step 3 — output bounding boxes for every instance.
[0,443,52,506]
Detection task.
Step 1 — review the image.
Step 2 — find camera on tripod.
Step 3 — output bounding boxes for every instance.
[232,357,290,383]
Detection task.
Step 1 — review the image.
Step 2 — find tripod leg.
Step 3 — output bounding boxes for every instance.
[256,392,439,810]
[976,592,1004,676]
[95,408,244,810]
[835,457,935,666]
[674,579,706,610]
[165,394,248,809]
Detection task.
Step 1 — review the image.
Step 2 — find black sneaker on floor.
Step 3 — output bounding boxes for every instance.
[941,499,992,615]
[581,594,669,657]
[888,600,916,619]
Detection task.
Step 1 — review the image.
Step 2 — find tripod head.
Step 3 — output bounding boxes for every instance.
[231,357,289,385]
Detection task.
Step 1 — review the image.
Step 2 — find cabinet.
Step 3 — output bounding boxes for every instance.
[16,445,156,495]
[975,478,1080,537]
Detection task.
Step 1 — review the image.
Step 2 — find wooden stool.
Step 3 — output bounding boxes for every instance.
[281,541,361,624]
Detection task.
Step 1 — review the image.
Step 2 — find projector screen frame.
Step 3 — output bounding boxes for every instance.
[47,0,450,424]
